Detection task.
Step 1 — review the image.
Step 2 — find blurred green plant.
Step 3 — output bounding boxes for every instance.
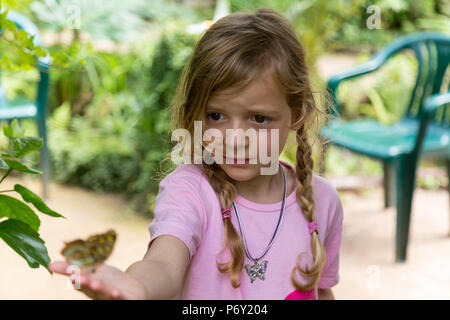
[48,99,138,192]
[128,30,199,214]
[229,0,365,67]
[24,0,201,118]
[230,0,449,54]
[0,118,65,273]
[0,9,48,72]
[140,0,203,27]
[329,0,449,49]
[27,0,141,116]
[29,0,149,42]
[417,174,443,190]
[325,145,382,176]
[45,28,199,217]
[1,0,34,15]
[0,5,85,73]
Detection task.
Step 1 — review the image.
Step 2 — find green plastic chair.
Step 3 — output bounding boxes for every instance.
[0,10,52,199]
[319,32,450,263]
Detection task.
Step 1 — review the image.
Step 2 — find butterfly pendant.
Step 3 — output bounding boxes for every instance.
[245,260,268,283]
[61,229,117,272]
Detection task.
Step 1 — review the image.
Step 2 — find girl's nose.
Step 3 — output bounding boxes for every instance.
[225,122,251,153]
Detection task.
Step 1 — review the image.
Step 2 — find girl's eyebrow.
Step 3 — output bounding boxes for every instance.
[206,104,281,116]
[246,107,281,116]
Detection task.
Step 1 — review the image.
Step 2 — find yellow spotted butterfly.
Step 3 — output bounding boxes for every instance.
[61,229,117,272]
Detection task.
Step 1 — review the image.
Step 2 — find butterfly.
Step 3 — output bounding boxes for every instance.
[245,260,268,283]
[61,229,117,272]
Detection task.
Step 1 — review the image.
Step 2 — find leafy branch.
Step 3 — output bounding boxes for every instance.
[0,7,84,72]
[0,118,65,274]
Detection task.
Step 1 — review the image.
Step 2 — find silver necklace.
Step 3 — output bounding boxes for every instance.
[232,163,287,283]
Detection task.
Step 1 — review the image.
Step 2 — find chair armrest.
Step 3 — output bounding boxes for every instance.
[422,92,450,118]
[327,47,401,117]
[326,32,447,117]
[37,55,52,72]
[414,92,450,153]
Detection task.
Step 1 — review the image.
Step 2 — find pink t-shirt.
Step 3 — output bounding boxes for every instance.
[148,160,344,300]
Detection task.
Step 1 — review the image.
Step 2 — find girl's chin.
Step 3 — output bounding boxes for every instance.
[220,165,259,182]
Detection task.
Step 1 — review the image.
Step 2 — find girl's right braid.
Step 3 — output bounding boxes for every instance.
[290,122,327,291]
[202,163,245,288]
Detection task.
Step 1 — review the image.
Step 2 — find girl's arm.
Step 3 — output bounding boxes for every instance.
[50,234,190,300]
[125,235,191,299]
[318,288,335,300]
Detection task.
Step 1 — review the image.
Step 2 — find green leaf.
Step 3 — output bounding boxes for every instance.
[35,45,48,58]
[3,124,14,139]
[0,194,40,231]
[14,184,65,219]
[4,159,43,175]
[0,219,52,274]
[12,137,44,158]
[3,118,25,138]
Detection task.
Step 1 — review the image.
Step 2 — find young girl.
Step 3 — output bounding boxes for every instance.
[50,8,343,300]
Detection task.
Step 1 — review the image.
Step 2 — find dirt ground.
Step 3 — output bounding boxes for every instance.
[0,170,449,300]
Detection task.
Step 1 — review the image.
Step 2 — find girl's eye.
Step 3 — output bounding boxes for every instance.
[207,112,224,121]
[252,115,270,124]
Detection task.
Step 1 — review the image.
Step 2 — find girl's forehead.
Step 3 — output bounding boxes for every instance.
[208,72,287,111]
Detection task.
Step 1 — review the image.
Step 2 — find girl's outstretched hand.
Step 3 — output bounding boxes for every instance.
[49,261,148,300]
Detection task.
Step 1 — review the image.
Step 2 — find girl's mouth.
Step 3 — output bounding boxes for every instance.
[224,157,250,166]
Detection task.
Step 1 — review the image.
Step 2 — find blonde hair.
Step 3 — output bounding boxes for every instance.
[169,8,335,290]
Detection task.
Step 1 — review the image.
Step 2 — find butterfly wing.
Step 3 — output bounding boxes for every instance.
[61,239,97,267]
[86,229,116,265]
[261,260,268,272]
[245,263,255,282]
[259,260,268,280]
[61,229,117,269]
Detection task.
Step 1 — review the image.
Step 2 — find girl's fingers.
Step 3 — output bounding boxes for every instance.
[90,279,103,291]
[50,261,90,282]
[75,284,103,300]
[70,273,89,287]
[80,277,120,300]
[49,261,71,275]
[111,289,122,300]
[52,261,123,300]
[51,261,93,285]
[73,277,108,299]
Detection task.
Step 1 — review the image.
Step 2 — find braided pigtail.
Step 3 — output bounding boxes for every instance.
[202,163,245,288]
[290,121,327,291]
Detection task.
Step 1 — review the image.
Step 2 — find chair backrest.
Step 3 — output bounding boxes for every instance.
[394,33,450,127]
